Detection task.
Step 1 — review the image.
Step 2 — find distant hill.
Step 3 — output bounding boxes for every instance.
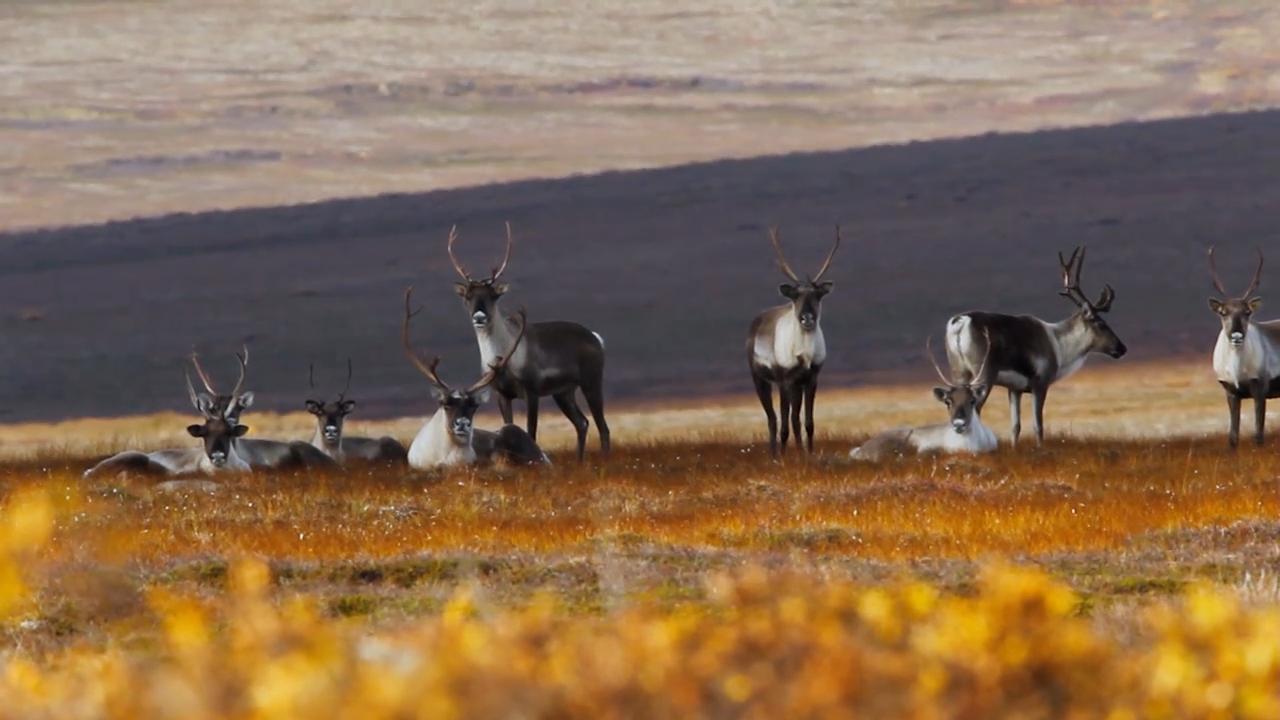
[2,110,1278,422]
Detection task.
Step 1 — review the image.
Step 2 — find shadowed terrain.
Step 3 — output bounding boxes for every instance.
[3,111,1280,422]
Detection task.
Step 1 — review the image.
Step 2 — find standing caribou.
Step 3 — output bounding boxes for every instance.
[850,333,997,461]
[305,360,408,465]
[747,226,840,456]
[1207,247,1280,447]
[445,223,609,461]
[945,246,1127,446]
[402,288,547,468]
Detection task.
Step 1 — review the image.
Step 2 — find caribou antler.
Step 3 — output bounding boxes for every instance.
[339,358,353,401]
[446,225,471,281]
[1243,248,1265,299]
[401,286,451,391]
[185,371,203,412]
[970,329,992,385]
[190,351,217,394]
[469,308,527,392]
[1207,245,1264,299]
[491,222,514,281]
[925,335,951,385]
[229,345,249,399]
[769,227,801,283]
[1208,246,1229,296]
[1058,246,1090,308]
[812,225,841,282]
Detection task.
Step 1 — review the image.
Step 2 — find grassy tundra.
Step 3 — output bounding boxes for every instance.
[0,360,1277,717]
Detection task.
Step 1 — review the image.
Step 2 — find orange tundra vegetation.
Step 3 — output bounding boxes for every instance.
[0,365,1278,717]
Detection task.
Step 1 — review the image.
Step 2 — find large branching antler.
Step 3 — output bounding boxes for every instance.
[769,227,801,283]
[491,222,513,281]
[925,335,951,385]
[812,225,841,282]
[1058,245,1115,312]
[445,225,471,282]
[446,222,515,283]
[926,329,991,387]
[230,345,249,399]
[401,286,452,393]
[190,351,217,394]
[339,358,353,401]
[468,308,527,392]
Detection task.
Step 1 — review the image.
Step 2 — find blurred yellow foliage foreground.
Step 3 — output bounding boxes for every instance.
[0,491,1277,719]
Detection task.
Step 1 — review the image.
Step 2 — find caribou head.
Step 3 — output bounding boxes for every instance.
[447,223,513,330]
[1058,246,1126,359]
[185,347,253,423]
[186,415,249,469]
[927,332,991,435]
[403,287,526,446]
[770,226,839,331]
[305,359,356,449]
[1208,247,1265,347]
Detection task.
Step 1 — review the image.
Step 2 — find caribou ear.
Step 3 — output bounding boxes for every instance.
[932,387,949,403]
[453,283,469,297]
[237,391,255,409]
[1249,297,1263,312]
[429,386,449,403]
[1208,298,1224,313]
[340,400,357,413]
[474,387,491,404]
[491,282,510,296]
[815,281,834,296]
[187,424,206,438]
[778,283,799,300]
[304,400,323,415]
[233,425,250,437]
[972,384,990,404]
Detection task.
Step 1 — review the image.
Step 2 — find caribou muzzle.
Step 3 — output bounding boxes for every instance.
[1109,342,1129,358]
[451,417,473,440]
[798,313,817,331]
[209,451,228,468]
[472,311,489,328]
[323,425,341,443]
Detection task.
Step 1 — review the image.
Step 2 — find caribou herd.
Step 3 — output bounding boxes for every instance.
[82,226,1273,478]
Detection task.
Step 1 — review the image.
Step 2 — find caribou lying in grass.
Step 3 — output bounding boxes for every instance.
[748,226,840,456]
[1207,247,1280,447]
[446,223,609,460]
[305,360,407,465]
[945,246,1126,446]
[850,334,997,461]
[402,287,548,469]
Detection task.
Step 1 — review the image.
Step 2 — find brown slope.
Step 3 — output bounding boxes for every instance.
[1,110,1279,422]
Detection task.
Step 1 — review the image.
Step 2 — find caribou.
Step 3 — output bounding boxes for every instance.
[187,348,339,471]
[850,334,997,461]
[305,360,408,465]
[402,287,547,469]
[747,226,840,456]
[445,223,609,461]
[945,246,1127,446]
[1207,247,1280,447]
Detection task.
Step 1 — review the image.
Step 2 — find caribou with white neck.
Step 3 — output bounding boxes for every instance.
[747,226,840,456]
[945,246,1127,446]
[850,333,997,461]
[402,287,548,469]
[1207,247,1280,447]
[446,223,609,461]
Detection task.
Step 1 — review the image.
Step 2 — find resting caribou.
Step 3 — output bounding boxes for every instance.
[1207,247,1280,447]
[747,226,840,456]
[186,348,339,471]
[445,223,608,461]
[850,333,997,461]
[305,360,408,465]
[945,246,1126,446]
[402,287,548,469]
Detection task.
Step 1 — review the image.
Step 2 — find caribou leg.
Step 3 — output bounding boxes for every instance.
[552,390,590,461]
[497,393,514,425]
[1031,386,1048,445]
[778,376,792,454]
[582,381,611,455]
[803,376,817,453]
[753,373,779,457]
[1008,390,1023,446]
[787,381,803,454]
[1225,389,1242,448]
[1252,380,1267,446]
[525,395,540,441]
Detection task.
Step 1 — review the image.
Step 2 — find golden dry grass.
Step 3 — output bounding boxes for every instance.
[0,360,1278,716]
